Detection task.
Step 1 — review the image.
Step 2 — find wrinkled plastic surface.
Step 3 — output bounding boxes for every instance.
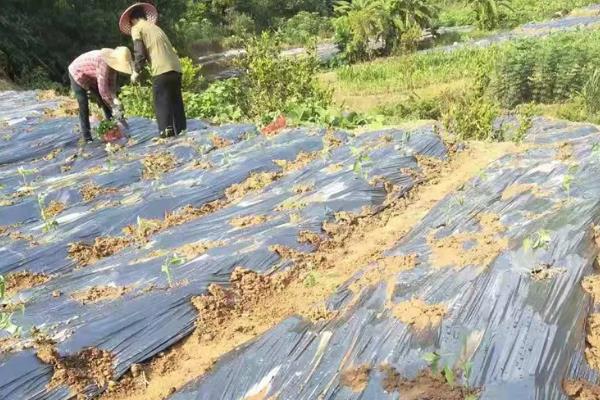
[0,91,446,399]
[170,118,600,400]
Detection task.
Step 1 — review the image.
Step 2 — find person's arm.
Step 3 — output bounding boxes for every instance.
[132,25,147,74]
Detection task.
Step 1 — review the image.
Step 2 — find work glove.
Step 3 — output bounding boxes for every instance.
[130,71,139,84]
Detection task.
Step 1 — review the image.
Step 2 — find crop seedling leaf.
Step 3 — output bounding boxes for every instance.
[423,352,441,373]
[444,366,455,386]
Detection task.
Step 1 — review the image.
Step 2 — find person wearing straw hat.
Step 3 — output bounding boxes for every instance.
[68,47,133,143]
[120,2,187,138]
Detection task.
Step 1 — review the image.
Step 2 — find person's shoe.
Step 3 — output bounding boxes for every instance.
[159,128,175,139]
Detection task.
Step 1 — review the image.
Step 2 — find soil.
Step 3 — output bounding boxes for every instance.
[326,163,344,173]
[176,241,221,260]
[557,142,574,161]
[565,380,600,400]
[292,182,314,194]
[501,183,545,201]
[68,237,133,267]
[583,276,600,302]
[80,182,118,202]
[142,152,177,180]
[44,200,65,218]
[72,286,131,304]
[225,172,282,201]
[210,135,233,149]
[428,213,508,269]
[340,365,371,392]
[190,160,213,170]
[36,341,115,399]
[391,299,447,331]
[273,151,320,173]
[230,215,269,228]
[5,271,50,294]
[530,264,565,281]
[381,365,478,399]
[100,141,521,400]
[43,148,62,161]
[587,314,600,371]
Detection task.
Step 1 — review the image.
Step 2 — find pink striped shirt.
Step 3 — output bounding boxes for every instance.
[68,50,117,107]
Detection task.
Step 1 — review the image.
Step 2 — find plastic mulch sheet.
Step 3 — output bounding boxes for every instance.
[0,91,446,399]
[169,118,600,400]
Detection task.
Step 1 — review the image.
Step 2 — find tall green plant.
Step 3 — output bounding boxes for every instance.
[467,0,512,30]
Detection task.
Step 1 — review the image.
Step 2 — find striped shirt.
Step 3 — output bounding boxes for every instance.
[68,50,117,107]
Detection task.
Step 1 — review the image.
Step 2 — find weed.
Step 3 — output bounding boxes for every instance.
[523,229,551,251]
[423,351,441,373]
[562,164,578,202]
[303,273,317,288]
[513,103,535,144]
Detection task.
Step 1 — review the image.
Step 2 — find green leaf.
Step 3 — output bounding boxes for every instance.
[444,366,455,386]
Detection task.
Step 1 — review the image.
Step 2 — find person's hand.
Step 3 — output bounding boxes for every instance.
[130,71,139,84]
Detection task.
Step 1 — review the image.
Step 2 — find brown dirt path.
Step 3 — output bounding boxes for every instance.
[101,141,521,400]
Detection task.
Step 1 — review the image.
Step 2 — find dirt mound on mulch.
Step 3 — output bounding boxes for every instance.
[273,151,320,173]
[391,299,447,331]
[80,183,118,202]
[340,365,371,392]
[36,342,115,398]
[5,271,50,294]
[586,314,600,371]
[428,213,507,270]
[382,365,478,399]
[230,215,269,228]
[225,172,282,201]
[72,286,131,304]
[44,200,65,218]
[565,380,600,400]
[142,152,176,180]
[68,237,132,267]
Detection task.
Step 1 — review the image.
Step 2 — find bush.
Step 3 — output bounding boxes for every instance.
[237,32,332,122]
[378,96,442,120]
[442,90,502,141]
[185,79,245,122]
[279,11,333,45]
[491,33,600,107]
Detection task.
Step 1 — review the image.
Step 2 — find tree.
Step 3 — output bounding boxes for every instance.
[467,0,513,30]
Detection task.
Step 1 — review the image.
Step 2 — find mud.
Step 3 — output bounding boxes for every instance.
[273,151,320,173]
[565,380,600,400]
[530,264,566,281]
[586,314,600,371]
[210,134,232,149]
[5,271,51,294]
[176,241,221,260]
[381,365,478,399]
[428,213,508,269]
[583,275,600,303]
[80,182,118,202]
[501,183,545,201]
[142,152,177,180]
[68,237,133,267]
[225,172,282,201]
[44,200,65,218]
[391,299,447,331]
[557,142,574,161]
[72,286,131,304]
[36,341,115,399]
[230,215,269,228]
[340,365,372,392]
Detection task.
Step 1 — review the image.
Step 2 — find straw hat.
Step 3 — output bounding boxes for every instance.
[100,47,134,75]
[119,2,159,35]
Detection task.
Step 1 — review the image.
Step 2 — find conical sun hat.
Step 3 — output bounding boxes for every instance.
[100,47,134,75]
[119,2,158,35]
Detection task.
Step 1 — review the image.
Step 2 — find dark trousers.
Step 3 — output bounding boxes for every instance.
[152,71,186,135]
[69,74,112,140]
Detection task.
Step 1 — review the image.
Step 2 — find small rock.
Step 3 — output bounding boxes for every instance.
[130,363,142,377]
[169,387,177,395]
[52,290,62,298]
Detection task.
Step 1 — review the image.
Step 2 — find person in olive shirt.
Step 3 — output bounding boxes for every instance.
[119,2,186,138]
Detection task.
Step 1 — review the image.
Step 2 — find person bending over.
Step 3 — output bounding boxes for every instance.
[68,47,133,142]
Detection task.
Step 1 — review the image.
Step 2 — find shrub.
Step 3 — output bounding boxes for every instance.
[491,33,600,107]
[442,90,502,141]
[279,11,333,45]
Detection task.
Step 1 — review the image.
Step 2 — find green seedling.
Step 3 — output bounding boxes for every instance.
[443,365,456,386]
[562,164,578,202]
[37,193,58,233]
[303,273,317,288]
[423,351,441,374]
[17,167,37,186]
[161,254,185,287]
[0,275,21,336]
[523,229,551,251]
[350,147,371,179]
